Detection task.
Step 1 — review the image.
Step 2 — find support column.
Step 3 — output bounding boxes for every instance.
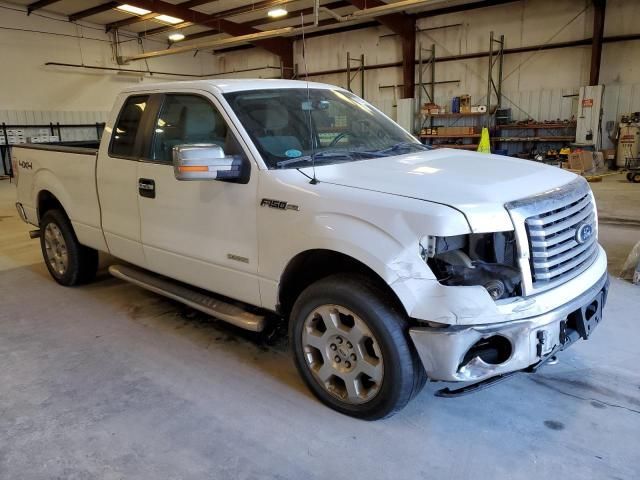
[401,18,416,99]
[589,0,606,85]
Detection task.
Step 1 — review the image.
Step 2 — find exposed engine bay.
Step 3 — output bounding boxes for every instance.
[422,232,522,300]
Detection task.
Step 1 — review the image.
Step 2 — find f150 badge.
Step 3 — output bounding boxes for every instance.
[260,198,300,211]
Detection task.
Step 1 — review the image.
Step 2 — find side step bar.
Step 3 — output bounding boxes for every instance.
[108,265,266,332]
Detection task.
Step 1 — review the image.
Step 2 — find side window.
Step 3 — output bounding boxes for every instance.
[110,95,149,158]
[151,94,243,163]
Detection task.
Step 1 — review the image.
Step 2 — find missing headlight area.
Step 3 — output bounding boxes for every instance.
[421,232,522,300]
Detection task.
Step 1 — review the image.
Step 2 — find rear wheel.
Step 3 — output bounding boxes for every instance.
[626,172,634,181]
[40,210,98,286]
[633,173,640,184]
[289,274,426,420]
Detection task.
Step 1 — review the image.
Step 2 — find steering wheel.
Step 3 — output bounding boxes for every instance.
[329,130,357,147]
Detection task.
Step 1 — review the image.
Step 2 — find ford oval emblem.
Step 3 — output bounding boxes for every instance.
[575,222,594,244]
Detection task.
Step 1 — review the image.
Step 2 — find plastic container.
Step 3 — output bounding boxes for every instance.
[452,97,460,113]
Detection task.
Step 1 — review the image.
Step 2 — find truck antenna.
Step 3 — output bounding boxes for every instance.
[301,12,318,185]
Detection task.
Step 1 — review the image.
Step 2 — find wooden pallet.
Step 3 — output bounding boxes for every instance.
[583,171,619,182]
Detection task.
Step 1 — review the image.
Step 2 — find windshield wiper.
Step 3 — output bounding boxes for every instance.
[371,142,431,155]
[276,149,382,168]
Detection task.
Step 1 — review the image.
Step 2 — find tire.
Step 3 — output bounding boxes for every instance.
[39,210,98,286]
[626,172,634,182]
[633,173,640,184]
[289,274,427,420]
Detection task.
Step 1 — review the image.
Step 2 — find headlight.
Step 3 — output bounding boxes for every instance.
[420,232,522,300]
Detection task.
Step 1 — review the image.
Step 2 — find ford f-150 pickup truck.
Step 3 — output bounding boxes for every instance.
[13,79,608,420]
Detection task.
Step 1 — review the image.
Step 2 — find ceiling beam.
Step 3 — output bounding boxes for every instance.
[68,2,119,22]
[136,0,292,37]
[119,0,294,76]
[346,0,414,37]
[166,1,350,44]
[27,0,62,14]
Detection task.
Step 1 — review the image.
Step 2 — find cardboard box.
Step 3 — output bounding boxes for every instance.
[460,95,471,113]
[568,151,595,173]
[601,149,616,161]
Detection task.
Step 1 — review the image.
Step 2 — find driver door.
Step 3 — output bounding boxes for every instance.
[137,92,261,306]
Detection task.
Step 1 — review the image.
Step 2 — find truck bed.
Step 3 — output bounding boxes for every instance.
[13,142,105,252]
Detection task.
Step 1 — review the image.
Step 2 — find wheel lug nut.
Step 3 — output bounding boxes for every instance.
[346,342,352,349]
[330,344,337,351]
[345,361,351,368]
[337,338,343,344]
[335,356,341,363]
[350,354,356,361]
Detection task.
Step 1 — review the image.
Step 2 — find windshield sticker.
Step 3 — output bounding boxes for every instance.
[285,149,302,158]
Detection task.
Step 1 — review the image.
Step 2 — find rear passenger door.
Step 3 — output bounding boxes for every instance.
[97,94,156,267]
[137,92,261,306]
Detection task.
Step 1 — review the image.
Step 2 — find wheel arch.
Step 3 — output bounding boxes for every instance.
[278,249,408,319]
[37,190,69,223]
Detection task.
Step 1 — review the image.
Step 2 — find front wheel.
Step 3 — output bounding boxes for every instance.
[289,274,426,420]
[39,210,98,286]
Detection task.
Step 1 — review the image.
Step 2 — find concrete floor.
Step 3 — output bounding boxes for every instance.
[1,177,639,480]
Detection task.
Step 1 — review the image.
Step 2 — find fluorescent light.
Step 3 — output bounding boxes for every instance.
[155,14,183,24]
[267,8,287,18]
[117,4,151,15]
[168,33,185,42]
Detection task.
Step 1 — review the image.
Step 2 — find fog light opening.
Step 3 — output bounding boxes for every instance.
[462,335,513,367]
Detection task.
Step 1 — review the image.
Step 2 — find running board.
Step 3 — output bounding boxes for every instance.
[108,265,266,332]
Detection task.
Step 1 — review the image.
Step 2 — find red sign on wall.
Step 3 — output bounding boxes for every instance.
[582,99,594,107]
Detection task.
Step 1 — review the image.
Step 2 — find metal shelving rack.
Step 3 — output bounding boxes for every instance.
[346,52,365,99]
[486,31,505,128]
[492,122,577,156]
[419,112,491,149]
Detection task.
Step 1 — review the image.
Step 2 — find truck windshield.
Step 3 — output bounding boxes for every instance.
[223,88,429,169]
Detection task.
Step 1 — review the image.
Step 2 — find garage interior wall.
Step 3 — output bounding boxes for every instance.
[0,1,209,138]
[0,0,639,147]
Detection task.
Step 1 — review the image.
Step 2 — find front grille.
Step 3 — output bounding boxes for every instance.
[524,191,598,290]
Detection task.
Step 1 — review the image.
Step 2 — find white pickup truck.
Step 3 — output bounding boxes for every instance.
[13,79,608,419]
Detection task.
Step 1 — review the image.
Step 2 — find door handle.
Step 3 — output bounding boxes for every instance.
[138,178,155,198]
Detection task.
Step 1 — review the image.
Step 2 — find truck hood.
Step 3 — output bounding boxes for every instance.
[299,148,577,233]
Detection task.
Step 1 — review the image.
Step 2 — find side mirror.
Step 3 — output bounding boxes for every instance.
[172,144,244,181]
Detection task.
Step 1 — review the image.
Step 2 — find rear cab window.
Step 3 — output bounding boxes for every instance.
[109,95,149,158]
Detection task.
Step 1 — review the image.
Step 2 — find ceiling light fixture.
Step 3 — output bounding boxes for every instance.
[117,4,151,15]
[267,8,287,18]
[155,14,184,24]
[168,33,185,42]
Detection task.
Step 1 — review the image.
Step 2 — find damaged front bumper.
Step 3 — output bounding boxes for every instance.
[408,272,609,383]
